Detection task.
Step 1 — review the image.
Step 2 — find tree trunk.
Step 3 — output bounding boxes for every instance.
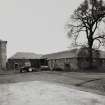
[88,47,93,69]
[88,38,93,69]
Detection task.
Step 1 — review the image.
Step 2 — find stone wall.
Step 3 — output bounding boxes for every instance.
[47,57,105,72]
[7,59,41,70]
[7,59,30,70]
[48,58,78,71]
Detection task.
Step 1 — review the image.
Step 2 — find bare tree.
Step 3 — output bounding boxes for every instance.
[67,0,105,68]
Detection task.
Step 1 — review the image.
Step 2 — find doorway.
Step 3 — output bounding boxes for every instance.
[64,63,71,71]
[14,63,19,70]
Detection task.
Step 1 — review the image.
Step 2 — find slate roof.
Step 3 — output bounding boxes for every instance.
[8,49,105,60]
[41,49,79,60]
[9,52,42,59]
[41,49,105,60]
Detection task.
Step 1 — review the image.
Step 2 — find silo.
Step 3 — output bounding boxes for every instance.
[0,40,7,70]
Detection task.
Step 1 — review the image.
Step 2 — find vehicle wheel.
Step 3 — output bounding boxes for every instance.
[28,68,33,72]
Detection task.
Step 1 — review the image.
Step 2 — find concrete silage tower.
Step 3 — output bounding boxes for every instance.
[0,40,7,70]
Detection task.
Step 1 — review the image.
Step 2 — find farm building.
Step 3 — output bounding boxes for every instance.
[7,48,105,72]
[7,52,47,70]
[0,40,7,70]
[41,48,105,71]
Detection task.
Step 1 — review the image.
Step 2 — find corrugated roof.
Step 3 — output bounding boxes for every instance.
[9,52,42,59]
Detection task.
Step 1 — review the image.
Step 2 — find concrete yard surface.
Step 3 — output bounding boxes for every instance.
[0,81,105,105]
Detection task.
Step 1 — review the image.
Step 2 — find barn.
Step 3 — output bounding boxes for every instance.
[41,48,105,72]
[7,48,105,72]
[7,52,43,70]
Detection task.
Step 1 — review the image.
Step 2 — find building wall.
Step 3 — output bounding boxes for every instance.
[98,58,105,72]
[7,59,41,70]
[78,57,104,71]
[69,58,78,70]
[7,57,105,72]
[48,58,78,71]
[77,58,90,69]
[7,59,30,70]
[102,59,105,68]
[47,57,105,71]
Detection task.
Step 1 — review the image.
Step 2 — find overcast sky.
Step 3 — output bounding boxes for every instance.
[0,0,83,57]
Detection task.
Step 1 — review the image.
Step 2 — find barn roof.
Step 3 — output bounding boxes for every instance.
[9,52,42,59]
[41,49,79,59]
[41,48,105,60]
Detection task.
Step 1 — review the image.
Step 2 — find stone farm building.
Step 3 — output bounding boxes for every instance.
[41,48,105,71]
[7,48,105,71]
[7,52,47,70]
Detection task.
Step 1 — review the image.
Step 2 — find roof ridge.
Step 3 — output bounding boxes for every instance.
[9,52,43,59]
[43,48,78,56]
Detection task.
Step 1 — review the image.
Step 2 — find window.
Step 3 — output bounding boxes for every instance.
[14,63,19,70]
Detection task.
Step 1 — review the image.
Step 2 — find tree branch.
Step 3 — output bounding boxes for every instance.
[94,35,105,40]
